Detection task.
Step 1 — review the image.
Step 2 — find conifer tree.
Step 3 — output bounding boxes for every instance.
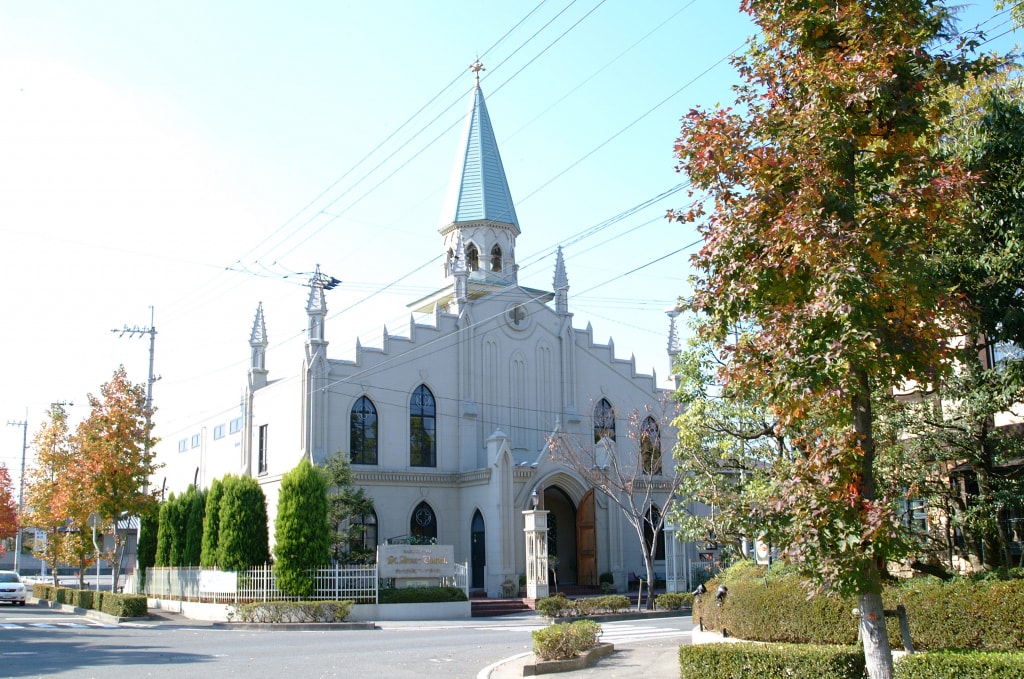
[217,474,269,571]
[200,478,223,568]
[273,458,330,597]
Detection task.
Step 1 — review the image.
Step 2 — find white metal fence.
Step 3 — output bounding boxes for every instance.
[144,562,468,604]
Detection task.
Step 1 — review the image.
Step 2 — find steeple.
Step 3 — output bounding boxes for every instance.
[438,61,519,288]
[553,246,569,315]
[249,302,269,389]
[306,265,336,352]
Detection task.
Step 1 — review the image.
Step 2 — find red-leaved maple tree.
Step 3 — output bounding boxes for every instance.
[671,2,987,677]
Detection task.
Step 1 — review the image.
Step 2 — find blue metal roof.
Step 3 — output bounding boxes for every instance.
[441,85,519,229]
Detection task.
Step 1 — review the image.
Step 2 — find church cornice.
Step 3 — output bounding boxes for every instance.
[353,468,492,486]
[440,219,520,238]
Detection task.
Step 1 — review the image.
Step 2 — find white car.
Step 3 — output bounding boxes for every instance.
[0,571,28,606]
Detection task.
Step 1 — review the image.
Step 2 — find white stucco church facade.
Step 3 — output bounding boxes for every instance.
[155,68,695,598]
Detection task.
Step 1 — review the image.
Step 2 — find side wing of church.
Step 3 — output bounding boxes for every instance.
[156,67,693,597]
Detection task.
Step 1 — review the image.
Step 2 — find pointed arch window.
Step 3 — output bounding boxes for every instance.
[350,396,378,465]
[644,505,666,561]
[446,248,454,276]
[640,416,662,475]
[490,244,502,272]
[410,385,436,467]
[411,501,437,544]
[347,509,377,563]
[593,398,615,443]
[466,243,479,271]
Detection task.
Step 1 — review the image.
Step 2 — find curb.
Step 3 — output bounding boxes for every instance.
[213,621,376,631]
[544,608,690,624]
[33,599,146,625]
[523,643,615,676]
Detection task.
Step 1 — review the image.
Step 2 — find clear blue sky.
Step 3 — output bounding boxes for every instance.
[0,1,1018,489]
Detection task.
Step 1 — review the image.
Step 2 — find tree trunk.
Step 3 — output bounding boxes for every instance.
[852,367,895,679]
[859,589,895,679]
[110,524,122,593]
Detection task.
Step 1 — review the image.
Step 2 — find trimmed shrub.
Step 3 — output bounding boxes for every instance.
[231,600,353,623]
[695,565,856,645]
[32,583,53,600]
[69,589,94,610]
[535,593,574,617]
[655,592,693,610]
[885,578,1024,652]
[893,651,1024,679]
[575,595,630,615]
[99,593,147,618]
[532,619,602,661]
[378,586,468,604]
[679,642,865,679]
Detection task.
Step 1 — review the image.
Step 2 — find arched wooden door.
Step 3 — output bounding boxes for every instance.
[576,489,597,586]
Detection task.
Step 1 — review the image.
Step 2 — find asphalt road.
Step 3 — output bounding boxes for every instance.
[0,604,692,679]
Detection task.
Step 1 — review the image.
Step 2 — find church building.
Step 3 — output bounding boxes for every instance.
[156,66,690,598]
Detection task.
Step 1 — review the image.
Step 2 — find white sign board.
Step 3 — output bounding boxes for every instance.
[199,570,238,594]
[378,544,455,580]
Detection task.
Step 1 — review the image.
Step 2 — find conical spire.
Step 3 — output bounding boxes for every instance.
[249,302,268,346]
[440,61,519,230]
[553,246,569,315]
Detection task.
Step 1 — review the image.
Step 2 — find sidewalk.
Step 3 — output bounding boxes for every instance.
[480,620,738,678]
[480,623,714,679]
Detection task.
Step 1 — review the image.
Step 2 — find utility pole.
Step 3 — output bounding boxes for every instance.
[111,307,159,585]
[112,306,159,422]
[6,411,28,573]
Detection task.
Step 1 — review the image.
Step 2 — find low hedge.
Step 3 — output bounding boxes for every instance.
[532,619,602,661]
[100,593,147,618]
[695,564,855,645]
[378,586,467,604]
[695,562,1024,651]
[31,585,147,618]
[655,592,693,610]
[535,593,631,617]
[679,642,865,679]
[230,600,354,623]
[884,578,1024,652]
[893,651,1024,679]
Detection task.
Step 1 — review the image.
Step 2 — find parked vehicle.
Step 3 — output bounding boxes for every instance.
[0,571,27,605]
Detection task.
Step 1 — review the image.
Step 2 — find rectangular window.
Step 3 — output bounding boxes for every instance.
[191,433,201,449]
[229,417,243,434]
[258,424,269,474]
[178,439,187,453]
[213,424,225,440]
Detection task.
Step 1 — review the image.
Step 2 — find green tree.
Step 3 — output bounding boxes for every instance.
[319,451,374,564]
[875,73,1024,573]
[671,326,795,560]
[182,485,206,567]
[273,458,330,597]
[154,495,174,567]
[200,478,223,568]
[217,474,269,571]
[136,505,159,586]
[671,2,988,677]
[167,494,186,567]
[76,366,161,588]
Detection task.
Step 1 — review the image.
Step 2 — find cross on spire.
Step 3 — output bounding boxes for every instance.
[470,59,485,87]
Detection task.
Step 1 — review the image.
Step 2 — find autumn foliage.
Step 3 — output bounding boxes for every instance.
[670,2,993,677]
